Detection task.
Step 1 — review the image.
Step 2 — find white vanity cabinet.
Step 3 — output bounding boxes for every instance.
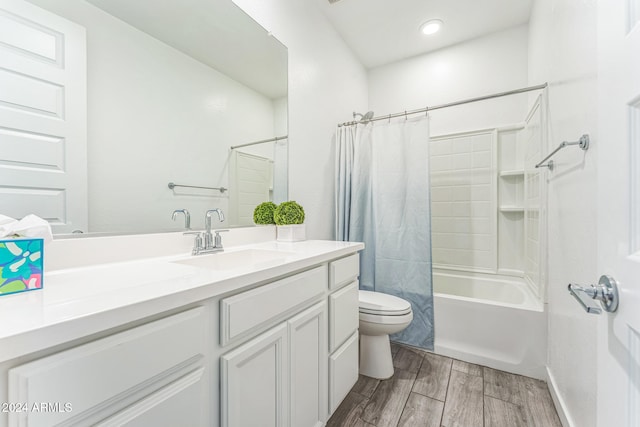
[6,307,210,427]
[0,245,362,427]
[220,254,360,427]
[220,301,327,427]
[219,267,328,427]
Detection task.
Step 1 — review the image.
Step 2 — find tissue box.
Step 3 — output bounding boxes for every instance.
[0,238,44,296]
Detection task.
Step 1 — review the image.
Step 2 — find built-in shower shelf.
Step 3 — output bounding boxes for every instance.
[499,206,524,212]
[499,170,525,177]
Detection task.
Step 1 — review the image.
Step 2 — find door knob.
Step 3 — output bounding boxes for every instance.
[568,275,619,314]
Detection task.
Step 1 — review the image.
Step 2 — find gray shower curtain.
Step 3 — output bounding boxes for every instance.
[335,117,434,350]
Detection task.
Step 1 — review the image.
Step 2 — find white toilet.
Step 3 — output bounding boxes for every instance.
[358,290,413,379]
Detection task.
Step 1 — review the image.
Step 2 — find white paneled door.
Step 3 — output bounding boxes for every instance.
[597,1,640,426]
[0,0,87,233]
[228,150,271,226]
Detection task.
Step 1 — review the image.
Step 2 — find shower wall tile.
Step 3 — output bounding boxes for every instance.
[431,202,453,217]
[471,201,491,217]
[471,218,492,232]
[430,130,497,273]
[473,152,492,168]
[451,202,471,217]
[453,154,472,169]
[431,157,453,172]
[453,139,472,153]
[452,219,472,233]
[474,138,492,151]
[471,185,491,201]
[452,186,471,201]
[431,141,452,156]
[472,170,492,184]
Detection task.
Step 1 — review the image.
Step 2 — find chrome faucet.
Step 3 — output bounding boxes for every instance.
[204,208,225,249]
[171,209,191,230]
[184,209,228,255]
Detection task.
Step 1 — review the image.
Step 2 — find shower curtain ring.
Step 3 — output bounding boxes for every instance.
[404,111,407,120]
[388,114,391,123]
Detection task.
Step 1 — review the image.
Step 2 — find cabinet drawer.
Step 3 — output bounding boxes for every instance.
[96,367,206,427]
[8,307,205,427]
[329,331,359,414]
[329,253,359,290]
[329,281,359,352]
[221,266,326,346]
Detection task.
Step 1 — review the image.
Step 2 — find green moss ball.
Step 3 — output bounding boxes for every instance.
[253,202,277,225]
[274,201,305,225]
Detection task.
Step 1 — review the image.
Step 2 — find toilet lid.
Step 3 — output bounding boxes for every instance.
[359,290,412,316]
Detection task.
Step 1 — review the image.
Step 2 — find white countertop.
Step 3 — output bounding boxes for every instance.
[0,240,363,361]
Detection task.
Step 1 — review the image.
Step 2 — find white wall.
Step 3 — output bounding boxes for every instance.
[528,1,598,426]
[232,0,369,239]
[368,25,530,137]
[27,0,277,233]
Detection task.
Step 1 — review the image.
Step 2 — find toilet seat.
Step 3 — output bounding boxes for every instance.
[359,290,412,316]
[359,311,414,325]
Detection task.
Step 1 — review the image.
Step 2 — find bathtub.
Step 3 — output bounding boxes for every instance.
[433,270,547,379]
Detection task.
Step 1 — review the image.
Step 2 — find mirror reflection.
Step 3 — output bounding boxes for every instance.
[228,135,288,227]
[1,0,288,235]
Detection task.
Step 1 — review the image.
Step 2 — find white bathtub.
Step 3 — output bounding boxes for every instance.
[433,270,547,379]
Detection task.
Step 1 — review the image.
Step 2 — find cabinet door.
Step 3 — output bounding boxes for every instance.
[329,281,359,352]
[288,302,327,427]
[221,324,288,427]
[329,332,359,414]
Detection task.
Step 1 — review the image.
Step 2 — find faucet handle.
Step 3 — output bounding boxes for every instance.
[213,229,229,249]
[183,231,204,255]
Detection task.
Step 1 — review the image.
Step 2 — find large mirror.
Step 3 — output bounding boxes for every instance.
[0,0,287,235]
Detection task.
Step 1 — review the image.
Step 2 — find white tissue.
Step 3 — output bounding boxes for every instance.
[0,214,53,244]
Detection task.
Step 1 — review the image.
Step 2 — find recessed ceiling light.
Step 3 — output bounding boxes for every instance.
[420,19,443,35]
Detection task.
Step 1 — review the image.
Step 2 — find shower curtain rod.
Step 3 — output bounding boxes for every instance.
[338,82,548,127]
[230,135,288,149]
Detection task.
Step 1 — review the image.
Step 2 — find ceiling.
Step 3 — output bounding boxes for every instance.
[87,0,288,99]
[314,0,533,69]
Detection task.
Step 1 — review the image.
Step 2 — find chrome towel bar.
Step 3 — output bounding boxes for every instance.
[535,134,590,170]
[168,182,227,193]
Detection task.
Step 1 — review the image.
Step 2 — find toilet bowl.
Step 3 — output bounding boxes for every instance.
[358,290,413,379]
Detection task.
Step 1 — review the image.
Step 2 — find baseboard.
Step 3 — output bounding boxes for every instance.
[546,367,574,427]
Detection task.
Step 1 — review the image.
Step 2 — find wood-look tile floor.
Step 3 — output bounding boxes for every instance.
[327,343,563,427]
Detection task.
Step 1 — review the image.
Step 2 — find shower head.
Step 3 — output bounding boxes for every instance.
[353,111,375,123]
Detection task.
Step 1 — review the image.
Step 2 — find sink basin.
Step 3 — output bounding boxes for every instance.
[172,249,295,271]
